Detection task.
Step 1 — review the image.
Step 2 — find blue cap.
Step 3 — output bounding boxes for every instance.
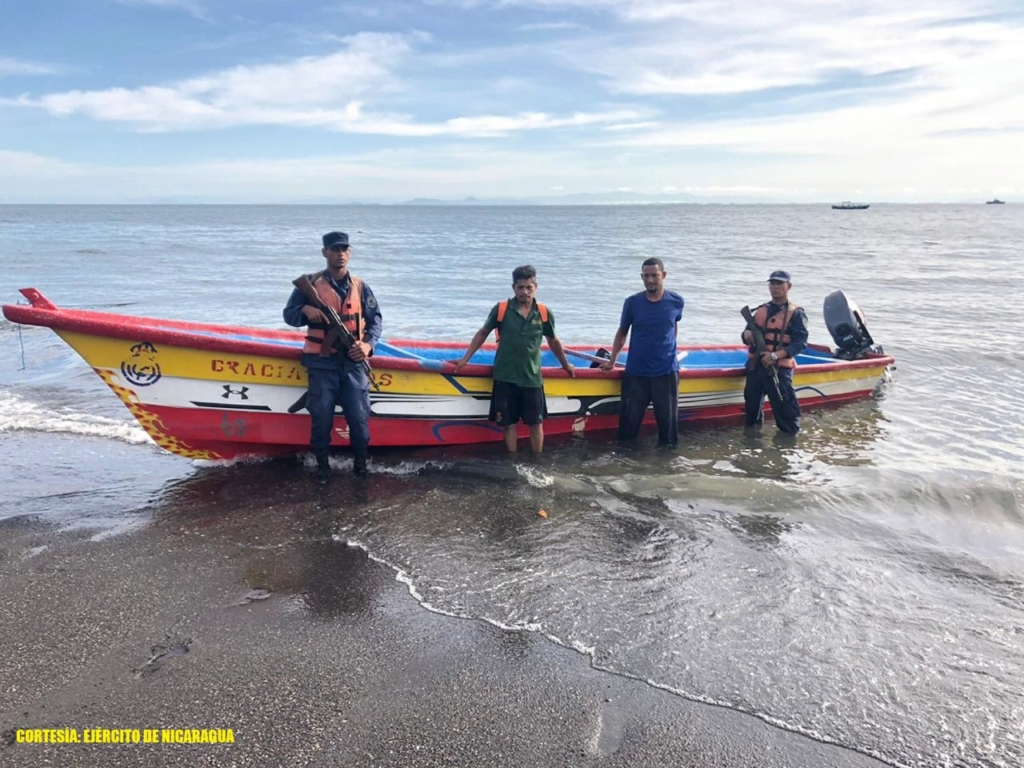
[322,231,349,249]
[768,270,791,282]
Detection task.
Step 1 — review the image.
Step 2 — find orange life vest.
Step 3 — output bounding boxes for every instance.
[747,302,800,369]
[302,271,363,357]
[495,299,548,342]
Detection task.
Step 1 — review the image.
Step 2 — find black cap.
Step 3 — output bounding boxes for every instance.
[322,231,349,249]
[768,270,791,282]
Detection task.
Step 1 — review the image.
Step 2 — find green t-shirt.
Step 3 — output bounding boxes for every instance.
[484,299,556,388]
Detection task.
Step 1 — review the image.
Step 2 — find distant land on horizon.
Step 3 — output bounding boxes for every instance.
[400,191,718,205]
[0,193,1012,206]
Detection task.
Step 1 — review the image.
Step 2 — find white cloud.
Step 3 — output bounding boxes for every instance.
[422,110,642,137]
[0,150,85,177]
[561,3,1023,99]
[27,33,412,130]
[600,30,1024,157]
[520,0,1024,194]
[0,58,57,77]
[21,90,639,137]
[460,0,1023,127]
[16,33,641,137]
[603,121,660,131]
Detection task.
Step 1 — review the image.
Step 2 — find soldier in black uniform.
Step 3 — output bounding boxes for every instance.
[742,270,807,435]
[284,231,382,480]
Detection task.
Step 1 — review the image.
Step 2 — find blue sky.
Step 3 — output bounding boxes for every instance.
[1,0,1022,203]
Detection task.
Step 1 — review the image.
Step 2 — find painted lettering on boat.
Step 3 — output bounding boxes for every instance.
[210,358,304,381]
[371,372,393,389]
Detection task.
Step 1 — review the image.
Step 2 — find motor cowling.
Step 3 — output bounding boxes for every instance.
[823,290,878,360]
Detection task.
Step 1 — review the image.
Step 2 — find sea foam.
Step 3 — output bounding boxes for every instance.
[0,390,152,445]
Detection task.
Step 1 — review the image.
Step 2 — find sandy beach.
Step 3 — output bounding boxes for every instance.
[0,486,891,768]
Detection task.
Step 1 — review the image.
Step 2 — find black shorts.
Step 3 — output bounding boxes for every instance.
[489,380,547,427]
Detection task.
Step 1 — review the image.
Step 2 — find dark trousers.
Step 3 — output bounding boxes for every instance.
[618,372,679,447]
[306,363,371,455]
[744,364,801,434]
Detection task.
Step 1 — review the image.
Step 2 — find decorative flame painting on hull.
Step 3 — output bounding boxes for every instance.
[3,289,894,460]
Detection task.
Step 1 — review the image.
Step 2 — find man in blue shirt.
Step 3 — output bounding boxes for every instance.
[283,231,383,480]
[741,270,808,435]
[600,258,685,447]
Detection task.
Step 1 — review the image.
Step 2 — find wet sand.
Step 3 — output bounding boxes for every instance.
[0,493,892,768]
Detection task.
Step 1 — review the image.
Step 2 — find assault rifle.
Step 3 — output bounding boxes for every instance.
[292,273,376,385]
[741,305,783,403]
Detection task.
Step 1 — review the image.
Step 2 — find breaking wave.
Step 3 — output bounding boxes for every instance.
[0,390,152,445]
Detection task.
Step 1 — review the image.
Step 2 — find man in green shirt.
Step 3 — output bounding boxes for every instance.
[451,265,575,453]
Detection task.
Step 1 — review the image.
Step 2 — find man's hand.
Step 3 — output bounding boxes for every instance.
[348,341,372,362]
[760,351,776,368]
[447,359,467,372]
[742,330,753,345]
[598,359,616,372]
[563,363,576,378]
[301,305,327,325]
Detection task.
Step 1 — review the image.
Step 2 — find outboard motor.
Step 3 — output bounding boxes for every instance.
[823,290,879,360]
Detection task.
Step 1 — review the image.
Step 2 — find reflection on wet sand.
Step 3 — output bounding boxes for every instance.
[148,461,401,618]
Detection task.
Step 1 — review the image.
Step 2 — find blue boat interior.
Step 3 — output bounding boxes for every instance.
[375,341,836,369]
[168,324,836,368]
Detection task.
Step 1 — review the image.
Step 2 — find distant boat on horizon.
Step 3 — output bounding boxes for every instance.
[832,202,870,210]
[986,199,1005,204]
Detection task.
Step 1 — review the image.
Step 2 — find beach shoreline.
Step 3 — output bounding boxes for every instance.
[0,508,892,768]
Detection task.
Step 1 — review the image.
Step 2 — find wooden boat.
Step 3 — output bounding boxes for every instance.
[832,202,870,210]
[3,289,895,460]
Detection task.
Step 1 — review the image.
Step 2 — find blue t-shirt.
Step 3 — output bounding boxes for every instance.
[619,290,685,376]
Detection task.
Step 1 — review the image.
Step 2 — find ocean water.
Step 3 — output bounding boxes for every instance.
[2,203,1024,767]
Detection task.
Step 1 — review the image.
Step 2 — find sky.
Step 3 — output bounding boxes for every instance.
[1,0,1022,203]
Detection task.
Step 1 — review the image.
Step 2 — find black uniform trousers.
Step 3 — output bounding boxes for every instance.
[618,372,679,447]
[306,360,371,459]
[743,363,800,434]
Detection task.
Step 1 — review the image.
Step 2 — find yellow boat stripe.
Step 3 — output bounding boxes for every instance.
[57,331,885,400]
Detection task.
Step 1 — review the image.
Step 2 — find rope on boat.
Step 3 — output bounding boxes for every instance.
[16,298,27,371]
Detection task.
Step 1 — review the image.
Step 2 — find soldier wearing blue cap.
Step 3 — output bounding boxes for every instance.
[283,231,383,480]
[740,270,808,434]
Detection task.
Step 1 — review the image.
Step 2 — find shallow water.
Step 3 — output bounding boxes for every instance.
[2,203,1023,767]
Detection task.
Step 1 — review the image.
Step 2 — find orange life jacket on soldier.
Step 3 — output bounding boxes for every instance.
[302,272,363,356]
[495,299,548,342]
[747,302,800,369]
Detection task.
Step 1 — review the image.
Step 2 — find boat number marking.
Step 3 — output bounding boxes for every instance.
[220,414,247,437]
